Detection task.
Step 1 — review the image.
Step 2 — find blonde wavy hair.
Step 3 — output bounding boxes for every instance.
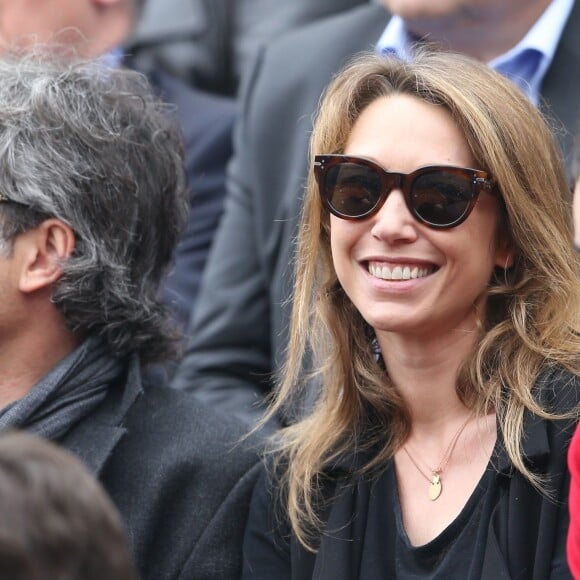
[262,49,580,549]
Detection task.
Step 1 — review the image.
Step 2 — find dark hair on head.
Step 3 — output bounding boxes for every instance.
[0,431,138,580]
[0,49,188,364]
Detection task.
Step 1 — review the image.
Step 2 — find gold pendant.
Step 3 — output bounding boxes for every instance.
[428,474,442,501]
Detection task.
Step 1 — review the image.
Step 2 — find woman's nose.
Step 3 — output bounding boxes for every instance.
[369,188,418,243]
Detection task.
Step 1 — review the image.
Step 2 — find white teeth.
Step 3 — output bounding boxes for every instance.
[369,263,432,281]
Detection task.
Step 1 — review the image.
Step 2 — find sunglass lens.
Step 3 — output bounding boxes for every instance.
[325,163,380,218]
[412,171,473,226]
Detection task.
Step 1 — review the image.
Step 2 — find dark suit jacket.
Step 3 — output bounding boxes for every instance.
[242,371,579,579]
[60,359,261,580]
[172,3,580,425]
[128,0,369,96]
[145,71,236,331]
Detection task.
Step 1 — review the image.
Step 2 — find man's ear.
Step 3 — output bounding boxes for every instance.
[18,220,75,294]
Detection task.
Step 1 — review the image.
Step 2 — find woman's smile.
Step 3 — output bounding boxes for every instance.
[366,260,437,281]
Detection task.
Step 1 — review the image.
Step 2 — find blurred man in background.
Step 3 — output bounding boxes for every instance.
[127,0,369,96]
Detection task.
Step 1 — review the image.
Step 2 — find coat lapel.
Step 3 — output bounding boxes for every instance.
[540,0,580,171]
[481,375,575,580]
[59,357,143,476]
[300,477,370,580]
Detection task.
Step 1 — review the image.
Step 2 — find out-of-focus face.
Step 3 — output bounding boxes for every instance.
[574,177,580,249]
[0,0,88,50]
[329,94,513,342]
[379,0,544,20]
[0,0,134,57]
[380,0,486,20]
[377,0,553,63]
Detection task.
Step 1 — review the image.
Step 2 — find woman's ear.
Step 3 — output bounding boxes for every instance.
[17,219,75,294]
[494,242,516,270]
[493,211,516,270]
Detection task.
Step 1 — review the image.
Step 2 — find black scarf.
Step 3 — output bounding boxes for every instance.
[0,336,124,440]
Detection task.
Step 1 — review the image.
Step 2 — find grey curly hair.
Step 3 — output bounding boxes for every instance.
[0,50,188,363]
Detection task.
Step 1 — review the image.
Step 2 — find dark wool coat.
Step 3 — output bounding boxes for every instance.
[61,360,261,580]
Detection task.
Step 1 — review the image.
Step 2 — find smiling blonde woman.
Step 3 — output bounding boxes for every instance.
[241,49,580,580]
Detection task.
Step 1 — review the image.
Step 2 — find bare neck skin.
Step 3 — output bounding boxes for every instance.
[401,1,553,62]
[382,323,497,545]
[0,301,80,409]
[377,325,478,438]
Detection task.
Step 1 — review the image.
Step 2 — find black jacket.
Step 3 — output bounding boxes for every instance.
[127,0,369,96]
[60,359,261,580]
[243,371,579,579]
[145,70,237,330]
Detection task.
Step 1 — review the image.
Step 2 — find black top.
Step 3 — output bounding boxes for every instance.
[242,460,495,580]
[242,368,578,580]
[360,464,494,579]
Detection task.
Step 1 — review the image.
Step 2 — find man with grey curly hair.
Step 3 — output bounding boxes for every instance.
[0,0,239,335]
[0,52,259,580]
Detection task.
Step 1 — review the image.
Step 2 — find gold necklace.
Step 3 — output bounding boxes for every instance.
[403,414,473,501]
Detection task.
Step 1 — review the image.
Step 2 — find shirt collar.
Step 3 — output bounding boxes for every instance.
[489,0,574,71]
[488,0,574,103]
[375,0,575,104]
[99,48,125,69]
[375,14,412,60]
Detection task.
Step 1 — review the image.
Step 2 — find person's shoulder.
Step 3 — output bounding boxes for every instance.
[123,383,262,472]
[98,383,262,579]
[535,365,580,413]
[277,3,389,45]
[260,4,390,67]
[134,382,258,434]
[242,4,391,111]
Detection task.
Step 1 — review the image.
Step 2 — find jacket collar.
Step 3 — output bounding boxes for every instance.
[494,410,549,474]
[59,355,143,475]
[540,0,580,175]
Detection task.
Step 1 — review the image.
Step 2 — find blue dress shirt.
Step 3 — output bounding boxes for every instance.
[375,0,575,105]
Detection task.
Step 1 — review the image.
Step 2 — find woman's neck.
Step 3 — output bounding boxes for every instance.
[376,326,478,428]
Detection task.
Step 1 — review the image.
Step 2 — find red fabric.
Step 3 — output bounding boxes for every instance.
[568,425,580,578]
